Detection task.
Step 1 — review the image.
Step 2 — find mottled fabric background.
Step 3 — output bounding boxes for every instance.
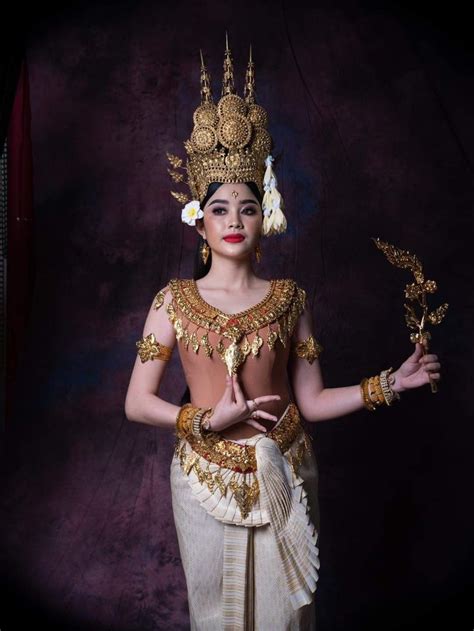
[1,1,473,629]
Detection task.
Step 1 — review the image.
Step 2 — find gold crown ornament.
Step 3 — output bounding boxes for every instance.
[166,34,287,237]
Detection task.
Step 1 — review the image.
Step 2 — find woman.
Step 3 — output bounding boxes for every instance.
[124,41,441,631]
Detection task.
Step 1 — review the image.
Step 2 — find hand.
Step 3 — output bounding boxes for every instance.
[208,374,281,433]
[391,342,441,392]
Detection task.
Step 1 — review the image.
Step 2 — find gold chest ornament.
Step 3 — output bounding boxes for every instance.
[154,278,308,375]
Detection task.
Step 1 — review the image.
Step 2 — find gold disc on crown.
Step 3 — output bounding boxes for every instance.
[217,114,252,149]
[248,104,268,128]
[193,103,219,127]
[190,125,218,153]
[217,94,248,117]
[251,127,272,153]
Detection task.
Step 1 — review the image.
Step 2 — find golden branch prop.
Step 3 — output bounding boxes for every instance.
[372,237,448,393]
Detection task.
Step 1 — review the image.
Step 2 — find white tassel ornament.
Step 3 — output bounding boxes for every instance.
[262,155,288,236]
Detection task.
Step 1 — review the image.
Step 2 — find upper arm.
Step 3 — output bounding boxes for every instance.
[288,302,324,417]
[125,285,176,415]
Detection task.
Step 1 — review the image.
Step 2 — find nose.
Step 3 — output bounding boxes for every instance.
[228,207,243,228]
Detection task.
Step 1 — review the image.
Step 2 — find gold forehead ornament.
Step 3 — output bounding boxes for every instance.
[166,34,287,237]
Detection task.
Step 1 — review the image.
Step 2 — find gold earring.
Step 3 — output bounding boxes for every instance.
[255,243,262,263]
[201,240,210,265]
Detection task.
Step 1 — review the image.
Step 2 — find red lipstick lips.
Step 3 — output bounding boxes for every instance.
[223,234,245,242]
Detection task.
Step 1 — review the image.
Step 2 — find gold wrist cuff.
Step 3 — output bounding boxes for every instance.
[360,378,376,411]
[361,367,401,411]
[176,404,199,438]
[192,407,213,438]
[201,408,214,432]
[379,367,401,405]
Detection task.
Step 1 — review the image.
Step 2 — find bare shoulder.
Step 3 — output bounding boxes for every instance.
[140,281,176,349]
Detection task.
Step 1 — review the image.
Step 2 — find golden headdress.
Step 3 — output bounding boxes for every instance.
[166,34,287,236]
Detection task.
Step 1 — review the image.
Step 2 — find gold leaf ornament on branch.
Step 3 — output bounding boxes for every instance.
[372,237,448,394]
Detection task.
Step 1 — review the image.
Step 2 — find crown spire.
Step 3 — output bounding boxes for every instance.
[199,49,213,104]
[167,38,288,236]
[244,43,256,104]
[221,31,235,96]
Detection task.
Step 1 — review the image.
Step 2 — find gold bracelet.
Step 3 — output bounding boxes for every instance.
[201,407,214,432]
[368,375,385,407]
[192,407,214,438]
[176,404,199,438]
[361,368,401,412]
[379,367,400,405]
[360,378,376,411]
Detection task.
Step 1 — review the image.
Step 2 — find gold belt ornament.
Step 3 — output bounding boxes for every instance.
[174,402,311,520]
[177,401,302,473]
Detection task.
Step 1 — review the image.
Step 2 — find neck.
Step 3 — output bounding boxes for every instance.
[202,253,259,289]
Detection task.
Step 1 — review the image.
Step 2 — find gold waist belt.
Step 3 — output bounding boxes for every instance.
[178,401,302,473]
[174,402,312,523]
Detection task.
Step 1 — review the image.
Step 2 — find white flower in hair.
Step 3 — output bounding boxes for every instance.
[181,200,203,226]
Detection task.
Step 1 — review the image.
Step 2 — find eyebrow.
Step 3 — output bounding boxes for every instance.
[208,199,258,206]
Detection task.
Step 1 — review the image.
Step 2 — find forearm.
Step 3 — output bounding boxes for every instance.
[303,370,404,422]
[125,392,181,429]
[301,385,365,422]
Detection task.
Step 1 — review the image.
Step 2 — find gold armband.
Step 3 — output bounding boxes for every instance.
[293,334,323,364]
[136,332,173,363]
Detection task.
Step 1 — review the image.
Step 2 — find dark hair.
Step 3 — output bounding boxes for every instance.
[179,181,262,406]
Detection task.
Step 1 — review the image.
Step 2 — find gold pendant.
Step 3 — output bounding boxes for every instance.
[190,331,200,353]
[250,331,263,356]
[267,328,278,350]
[224,339,246,375]
[240,336,251,357]
[200,333,214,357]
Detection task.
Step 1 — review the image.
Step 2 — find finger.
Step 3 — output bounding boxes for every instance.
[223,374,233,396]
[225,374,237,403]
[424,362,441,371]
[232,374,246,403]
[255,395,282,404]
[413,343,424,360]
[421,354,438,363]
[253,410,278,422]
[244,419,267,433]
[429,372,441,380]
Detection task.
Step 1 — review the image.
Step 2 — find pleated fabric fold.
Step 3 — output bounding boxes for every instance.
[222,524,254,630]
[255,437,320,610]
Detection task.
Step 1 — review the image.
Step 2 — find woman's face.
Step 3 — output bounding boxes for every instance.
[196,182,263,260]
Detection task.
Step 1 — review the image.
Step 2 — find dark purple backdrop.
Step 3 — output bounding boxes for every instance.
[2,1,473,629]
